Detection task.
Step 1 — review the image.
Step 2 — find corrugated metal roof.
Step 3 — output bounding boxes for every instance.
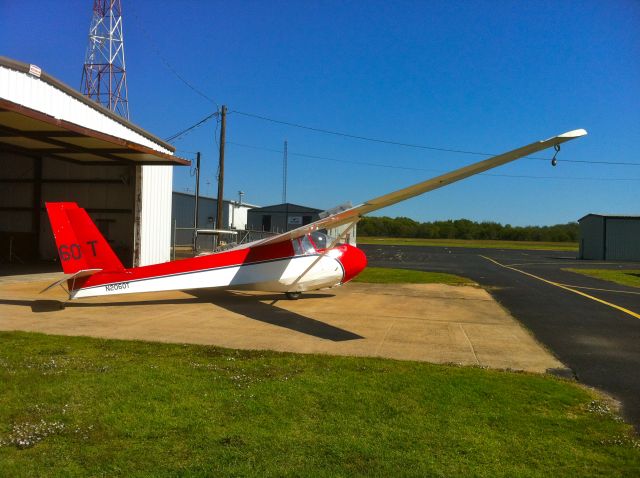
[0,56,189,166]
[249,202,322,213]
[172,191,260,208]
[579,213,640,222]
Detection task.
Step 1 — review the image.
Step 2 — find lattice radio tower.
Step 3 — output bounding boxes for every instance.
[81,0,130,119]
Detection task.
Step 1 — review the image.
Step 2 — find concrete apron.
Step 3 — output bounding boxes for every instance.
[0,273,564,373]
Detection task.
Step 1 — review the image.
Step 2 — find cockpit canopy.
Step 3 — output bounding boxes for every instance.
[292,231,331,255]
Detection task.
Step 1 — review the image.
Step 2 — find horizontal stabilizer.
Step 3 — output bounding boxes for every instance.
[40,268,102,294]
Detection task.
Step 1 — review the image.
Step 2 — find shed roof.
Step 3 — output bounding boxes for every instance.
[578,214,640,222]
[172,191,260,208]
[0,57,189,166]
[248,203,322,213]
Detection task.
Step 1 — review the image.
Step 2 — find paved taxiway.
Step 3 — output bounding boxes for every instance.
[361,243,640,429]
[0,273,562,373]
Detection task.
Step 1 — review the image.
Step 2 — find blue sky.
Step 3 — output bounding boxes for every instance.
[2,0,639,225]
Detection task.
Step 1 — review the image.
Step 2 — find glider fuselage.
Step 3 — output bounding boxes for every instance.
[67,235,367,299]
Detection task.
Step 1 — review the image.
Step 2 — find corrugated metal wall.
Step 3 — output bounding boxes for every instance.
[606,218,640,261]
[139,166,173,265]
[171,193,254,251]
[579,215,640,261]
[171,194,229,245]
[579,216,604,260]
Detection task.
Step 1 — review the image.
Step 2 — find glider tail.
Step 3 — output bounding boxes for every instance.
[45,202,125,274]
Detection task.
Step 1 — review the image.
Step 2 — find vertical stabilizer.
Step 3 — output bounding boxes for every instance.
[45,202,125,274]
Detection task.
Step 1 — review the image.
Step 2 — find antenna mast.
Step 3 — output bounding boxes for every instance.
[81,0,130,119]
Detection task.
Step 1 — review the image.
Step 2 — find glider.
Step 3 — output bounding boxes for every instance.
[45,129,587,300]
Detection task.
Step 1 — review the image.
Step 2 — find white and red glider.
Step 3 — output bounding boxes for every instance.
[45,129,586,300]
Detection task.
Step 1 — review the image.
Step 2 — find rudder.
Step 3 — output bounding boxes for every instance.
[46,202,125,274]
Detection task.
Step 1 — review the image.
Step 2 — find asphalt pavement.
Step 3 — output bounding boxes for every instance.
[361,243,640,429]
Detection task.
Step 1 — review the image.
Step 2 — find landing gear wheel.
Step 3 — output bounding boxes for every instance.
[285,291,302,300]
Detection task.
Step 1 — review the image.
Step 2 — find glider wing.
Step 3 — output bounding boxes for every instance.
[236,129,587,249]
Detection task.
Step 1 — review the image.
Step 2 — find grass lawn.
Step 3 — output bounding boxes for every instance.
[354,266,473,285]
[1,332,638,477]
[359,236,579,251]
[564,268,640,289]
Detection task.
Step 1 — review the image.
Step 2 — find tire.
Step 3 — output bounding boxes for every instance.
[285,291,301,300]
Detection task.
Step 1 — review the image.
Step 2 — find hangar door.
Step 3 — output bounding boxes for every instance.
[606,218,640,261]
[0,151,136,266]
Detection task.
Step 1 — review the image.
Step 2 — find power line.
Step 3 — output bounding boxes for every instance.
[165,111,219,142]
[231,110,640,167]
[129,5,219,107]
[227,141,640,182]
[124,19,638,170]
[231,110,500,155]
[115,16,637,168]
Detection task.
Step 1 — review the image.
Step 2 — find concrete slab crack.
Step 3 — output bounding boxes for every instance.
[459,323,480,365]
[376,322,394,355]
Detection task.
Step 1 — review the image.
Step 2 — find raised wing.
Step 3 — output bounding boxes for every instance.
[238,129,587,248]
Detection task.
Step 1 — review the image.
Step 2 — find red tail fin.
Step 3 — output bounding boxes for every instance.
[45,202,125,274]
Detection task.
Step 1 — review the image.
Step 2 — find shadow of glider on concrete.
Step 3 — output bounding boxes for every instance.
[0,290,364,342]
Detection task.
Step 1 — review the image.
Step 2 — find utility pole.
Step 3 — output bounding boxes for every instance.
[216,105,226,232]
[282,139,288,203]
[283,140,289,230]
[193,152,201,251]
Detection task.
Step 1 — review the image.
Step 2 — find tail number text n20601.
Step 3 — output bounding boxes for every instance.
[105,283,129,292]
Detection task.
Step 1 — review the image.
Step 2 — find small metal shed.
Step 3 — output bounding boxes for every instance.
[247,203,321,233]
[578,214,640,261]
[171,192,258,247]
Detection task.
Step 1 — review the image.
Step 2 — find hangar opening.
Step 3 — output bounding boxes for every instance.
[0,57,189,271]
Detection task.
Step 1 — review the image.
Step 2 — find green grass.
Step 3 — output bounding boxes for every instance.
[564,269,640,289]
[1,332,638,477]
[359,236,579,251]
[354,266,473,285]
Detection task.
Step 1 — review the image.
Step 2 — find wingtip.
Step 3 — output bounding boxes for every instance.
[558,128,588,138]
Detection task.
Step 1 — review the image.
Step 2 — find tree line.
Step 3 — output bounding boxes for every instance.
[358,216,579,242]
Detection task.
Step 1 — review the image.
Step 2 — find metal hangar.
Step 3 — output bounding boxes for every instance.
[578,214,640,261]
[0,57,189,268]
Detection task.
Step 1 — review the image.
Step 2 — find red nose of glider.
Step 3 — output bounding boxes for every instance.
[337,244,367,283]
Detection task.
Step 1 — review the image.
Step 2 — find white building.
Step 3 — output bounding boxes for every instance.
[0,56,188,268]
[171,192,258,247]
